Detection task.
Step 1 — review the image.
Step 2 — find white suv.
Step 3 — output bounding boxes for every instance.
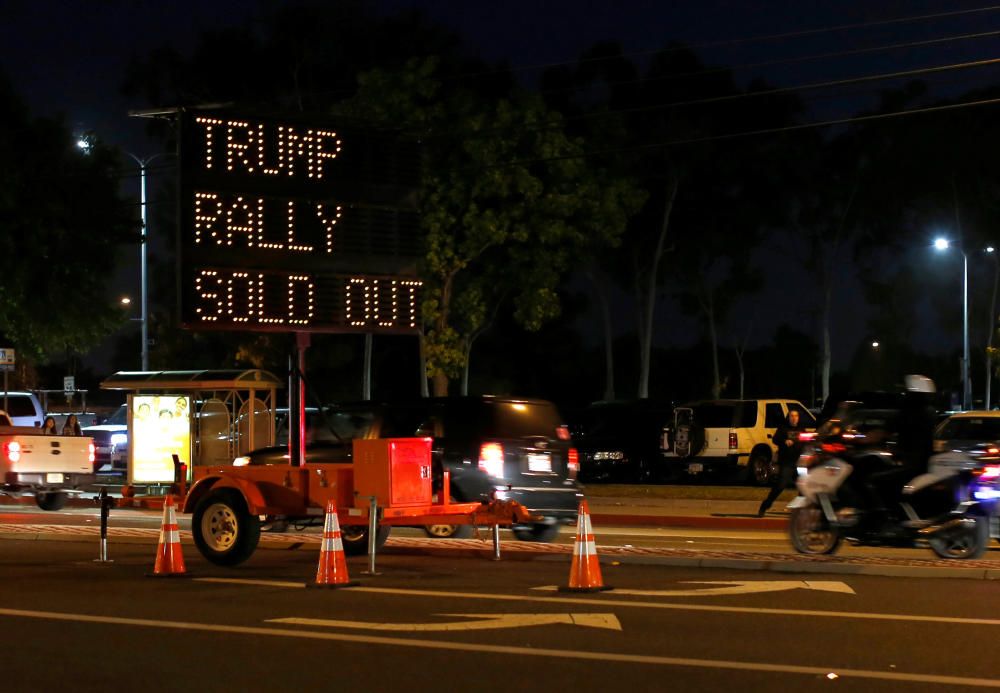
[662,399,816,485]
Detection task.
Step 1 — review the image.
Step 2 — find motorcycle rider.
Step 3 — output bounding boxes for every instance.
[866,375,937,512]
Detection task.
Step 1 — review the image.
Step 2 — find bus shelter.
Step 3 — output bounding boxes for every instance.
[100,369,283,485]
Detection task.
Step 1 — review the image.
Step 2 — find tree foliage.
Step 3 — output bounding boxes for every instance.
[0,69,132,364]
[342,59,645,394]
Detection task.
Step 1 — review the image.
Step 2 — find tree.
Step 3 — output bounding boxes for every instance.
[0,69,132,373]
[342,59,645,395]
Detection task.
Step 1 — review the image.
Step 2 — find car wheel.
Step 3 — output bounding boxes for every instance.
[192,489,261,566]
[35,492,68,511]
[513,523,561,543]
[749,451,773,486]
[340,525,391,556]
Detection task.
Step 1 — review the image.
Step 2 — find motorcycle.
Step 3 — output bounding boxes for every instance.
[787,428,998,560]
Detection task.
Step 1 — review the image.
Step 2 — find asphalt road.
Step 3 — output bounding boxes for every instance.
[2,538,999,692]
[5,505,999,562]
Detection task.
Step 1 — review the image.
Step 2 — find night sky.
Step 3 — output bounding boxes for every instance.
[4,0,1000,376]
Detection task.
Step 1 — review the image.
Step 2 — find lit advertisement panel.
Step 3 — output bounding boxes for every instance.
[129,394,191,484]
[177,111,424,333]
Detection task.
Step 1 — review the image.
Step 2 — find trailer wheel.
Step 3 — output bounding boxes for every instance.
[340,525,391,556]
[192,489,261,566]
[35,492,68,511]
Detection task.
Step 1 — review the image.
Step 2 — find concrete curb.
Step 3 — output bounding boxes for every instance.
[590,513,787,530]
[5,529,993,580]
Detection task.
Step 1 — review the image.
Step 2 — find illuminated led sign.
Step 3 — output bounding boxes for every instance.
[178,111,423,333]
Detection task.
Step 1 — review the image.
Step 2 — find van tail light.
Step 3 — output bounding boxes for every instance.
[729,432,738,450]
[798,431,817,443]
[4,441,21,464]
[478,442,505,478]
[556,425,571,441]
[88,441,96,465]
[821,442,847,454]
[567,448,579,479]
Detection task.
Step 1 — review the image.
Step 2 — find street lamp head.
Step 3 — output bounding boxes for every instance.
[871,341,880,349]
[933,237,950,251]
[987,246,996,254]
[120,296,132,306]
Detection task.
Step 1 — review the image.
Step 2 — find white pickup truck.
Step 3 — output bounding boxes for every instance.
[0,411,95,510]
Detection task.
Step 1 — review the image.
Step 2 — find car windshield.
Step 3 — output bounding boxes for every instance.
[936,417,1000,441]
[107,405,127,426]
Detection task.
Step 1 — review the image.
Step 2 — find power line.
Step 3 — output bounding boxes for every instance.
[538,27,1000,97]
[436,3,1000,82]
[482,95,1000,169]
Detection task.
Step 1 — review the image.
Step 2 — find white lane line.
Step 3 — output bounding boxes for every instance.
[267,613,623,632]
[0,607,997,688]
[193,578,1000,627]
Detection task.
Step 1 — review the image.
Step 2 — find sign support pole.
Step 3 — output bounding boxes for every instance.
[363,333,373,400]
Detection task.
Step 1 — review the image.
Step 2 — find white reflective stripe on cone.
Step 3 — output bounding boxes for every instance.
[165,530,181,544]
[582,514,593,536]
[321,537,345,553]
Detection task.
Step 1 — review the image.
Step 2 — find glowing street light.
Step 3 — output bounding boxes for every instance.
[933,237,950,251]
[120,297,132,306]
[871,341,880,349]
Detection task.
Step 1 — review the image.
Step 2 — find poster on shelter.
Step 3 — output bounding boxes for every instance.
[129,394,191,484]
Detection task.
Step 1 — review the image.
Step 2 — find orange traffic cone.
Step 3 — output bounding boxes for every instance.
[308,501,358,588]
[559,500,611,592]
[149,495,186,577]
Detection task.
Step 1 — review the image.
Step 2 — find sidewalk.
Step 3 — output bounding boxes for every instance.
[0,483,795,530]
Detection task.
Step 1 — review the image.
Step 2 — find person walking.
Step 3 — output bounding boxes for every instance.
[61,414,82,436]
[757,409,804,517]
[40,416,58,435]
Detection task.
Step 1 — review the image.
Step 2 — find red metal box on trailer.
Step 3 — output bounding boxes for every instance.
[352,438,433,508]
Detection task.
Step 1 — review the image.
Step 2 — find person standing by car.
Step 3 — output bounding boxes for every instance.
[40,416,58,435]
[757,409,804,516]
[61,414,82,436]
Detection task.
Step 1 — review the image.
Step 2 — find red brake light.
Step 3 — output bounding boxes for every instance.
[88,441,96,464]
[798,431,816,442]
[4,441,21,464]
[729,432,738,450]
[567,448,579,479]
[821,442,847,454]
[977,465,1000,480]
[557,425,570,441]
[478,442,504,478]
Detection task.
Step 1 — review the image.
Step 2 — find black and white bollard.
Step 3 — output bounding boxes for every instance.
[94,488,114,564]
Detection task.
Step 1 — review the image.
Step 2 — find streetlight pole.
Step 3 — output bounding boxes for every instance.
[935,237,974,410]
[963,250,971,410]
[124,153,168,372]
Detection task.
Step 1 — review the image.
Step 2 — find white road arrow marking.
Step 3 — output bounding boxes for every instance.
[533,580,855,597]
[266,613,622,632]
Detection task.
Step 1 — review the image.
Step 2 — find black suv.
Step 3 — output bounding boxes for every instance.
[261,396,583,542]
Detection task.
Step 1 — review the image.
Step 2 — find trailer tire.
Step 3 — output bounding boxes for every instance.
[340,525,391,556]
[35,492,68,511]
[192,489,261,566]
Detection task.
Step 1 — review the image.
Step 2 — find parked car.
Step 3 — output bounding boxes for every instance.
[0,392,44,428]
[82,404,128,474]
[249,396,583,541]
[572,400,675,483]
[931,410,1000,544]
[661,399,816,485]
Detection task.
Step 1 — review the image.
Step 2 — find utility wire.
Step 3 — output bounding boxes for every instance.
[538,28,1000,97]
[481,95,1000,169]
[434,3,1000,82]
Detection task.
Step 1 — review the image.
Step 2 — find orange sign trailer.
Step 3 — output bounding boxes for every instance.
[181,437,538,566]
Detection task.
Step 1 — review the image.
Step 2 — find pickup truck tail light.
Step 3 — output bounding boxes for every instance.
[567,448,579,479]
[729,432,738,450]
[478,442,505,478]
[4,441,21,464]
[88,441,96,465]
[975,464,1000,481]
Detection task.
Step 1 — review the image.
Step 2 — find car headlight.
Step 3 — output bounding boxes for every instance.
[233,456,251,467]
[110,433,128,446]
